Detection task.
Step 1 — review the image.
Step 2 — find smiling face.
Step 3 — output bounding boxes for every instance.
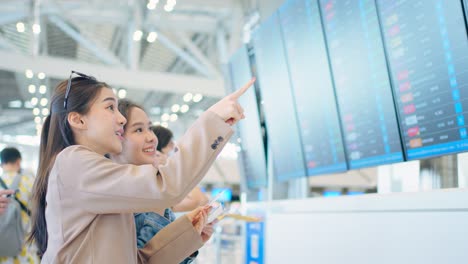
[117,107,158,165]
[73,87,127,155]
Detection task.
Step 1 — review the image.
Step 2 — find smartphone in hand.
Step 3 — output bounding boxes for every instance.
[6,190,17,198]
[1,189,16,198]
[206,190,227,223]
[207,203,224,223]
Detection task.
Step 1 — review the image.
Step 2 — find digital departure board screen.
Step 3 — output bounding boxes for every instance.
[228,46,268,188]
[253,13,306,181]
[319,0,404,169]
[279,0,347,175]
[377,0,468,159]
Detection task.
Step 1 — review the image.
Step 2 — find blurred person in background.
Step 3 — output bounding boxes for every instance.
[0,147,39,264]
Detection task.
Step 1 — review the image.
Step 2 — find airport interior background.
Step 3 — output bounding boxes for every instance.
[1,0,468,263]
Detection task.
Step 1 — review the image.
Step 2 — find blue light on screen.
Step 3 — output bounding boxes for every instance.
[347,191,365,196]
[323,191,341,197]
[211,188,233,202]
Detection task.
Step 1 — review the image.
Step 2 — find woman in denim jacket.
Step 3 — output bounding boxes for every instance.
[111,99,213,264]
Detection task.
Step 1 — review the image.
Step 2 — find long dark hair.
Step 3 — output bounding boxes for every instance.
[152,125,173,151]
[117,99,145,131]
[28,76,109,257]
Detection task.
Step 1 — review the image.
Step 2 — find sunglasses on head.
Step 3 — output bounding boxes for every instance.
[64,71,97,110]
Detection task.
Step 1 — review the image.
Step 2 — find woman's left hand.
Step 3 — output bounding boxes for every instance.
[201,220,218,242]
[186,205,210,235]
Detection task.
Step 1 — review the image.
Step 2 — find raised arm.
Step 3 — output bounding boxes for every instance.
[58,111,232,214]
[57,78,254,214]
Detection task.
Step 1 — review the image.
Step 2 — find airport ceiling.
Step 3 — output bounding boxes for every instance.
[0,0,254,139]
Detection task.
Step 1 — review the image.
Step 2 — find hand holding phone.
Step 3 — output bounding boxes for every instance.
[0,189,15,215]
[207,203,224,223]
[0,189,15,198]
[206,190,227,223]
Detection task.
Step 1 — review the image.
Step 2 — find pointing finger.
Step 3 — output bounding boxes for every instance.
[230,77,256,100]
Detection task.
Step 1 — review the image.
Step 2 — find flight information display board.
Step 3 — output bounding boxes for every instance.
[253,13,306,181]
[279,0,347,175]
[377,0,468,160]
[228,46,268,188]
[319,0,404,169]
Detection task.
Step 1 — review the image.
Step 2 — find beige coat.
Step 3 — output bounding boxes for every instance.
[41,111,233,264]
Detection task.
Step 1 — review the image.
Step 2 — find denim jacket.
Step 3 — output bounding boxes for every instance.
[135,209,198,264]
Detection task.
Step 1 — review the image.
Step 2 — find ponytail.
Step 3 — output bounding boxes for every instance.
[28,115,53,256]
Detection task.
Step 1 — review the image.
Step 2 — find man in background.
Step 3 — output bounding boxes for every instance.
[0,147,39,263]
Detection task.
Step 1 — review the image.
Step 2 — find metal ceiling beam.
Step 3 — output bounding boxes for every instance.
[216,26,229,65]
[0,50,225,97]
[0,11,27,26]
[153,29,215,78]
[175,32,221,78]
[144,14,218,34]
[31,0,41,56]
[45,7,128,26]
[227,8,244,57]
[0,0,240,33]
[175,0,238,10]
[39,10,48,55]
[0,34,21,52]
[127,0,142,70]
[48,15,124,66]
[41,8,219,33]
[168,33,207,74]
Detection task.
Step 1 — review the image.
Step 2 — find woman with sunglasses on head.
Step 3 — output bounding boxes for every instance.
[110,100,213,264]
[28,71,254,264]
